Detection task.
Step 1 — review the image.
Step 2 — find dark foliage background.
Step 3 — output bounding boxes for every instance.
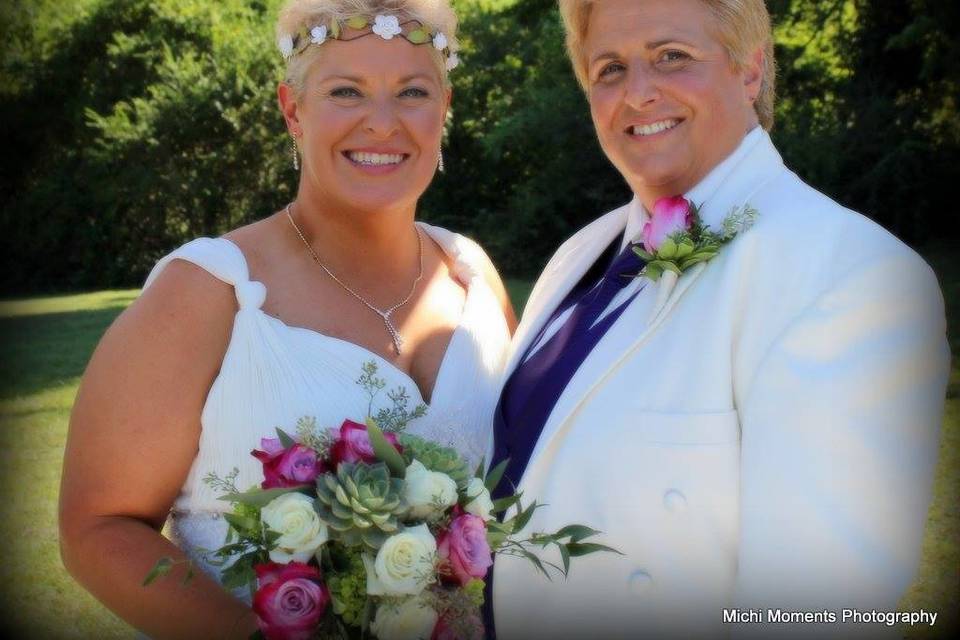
[1,0,957,292]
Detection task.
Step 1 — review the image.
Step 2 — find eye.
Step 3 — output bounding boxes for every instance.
[399,86,430,98]
[597,61,625,80]
[329,86,362,98]
[658,49,690,64]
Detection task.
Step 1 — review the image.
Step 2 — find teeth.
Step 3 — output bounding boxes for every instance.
[347,151,404,166]
[631,119,679,136]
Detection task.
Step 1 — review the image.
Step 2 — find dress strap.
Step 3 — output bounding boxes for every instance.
[418,222,486,286]
[143,237,266,311]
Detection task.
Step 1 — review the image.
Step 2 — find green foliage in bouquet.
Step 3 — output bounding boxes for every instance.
[314,462,406,551]
[325,548,368,627]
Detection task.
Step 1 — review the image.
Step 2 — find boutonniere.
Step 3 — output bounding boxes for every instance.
[632,195,758,323]
[632,195,758,282]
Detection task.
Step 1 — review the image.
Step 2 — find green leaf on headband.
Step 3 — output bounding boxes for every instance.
[346,16,368,30]
[407,29,429,44]
[330,20,341,38]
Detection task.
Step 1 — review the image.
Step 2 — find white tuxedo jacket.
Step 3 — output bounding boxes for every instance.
[491,132,950,639]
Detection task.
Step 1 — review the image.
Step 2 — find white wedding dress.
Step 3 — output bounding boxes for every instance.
[142,222,511,601]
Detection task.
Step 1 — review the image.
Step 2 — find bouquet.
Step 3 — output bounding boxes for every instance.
[146,362,617,639]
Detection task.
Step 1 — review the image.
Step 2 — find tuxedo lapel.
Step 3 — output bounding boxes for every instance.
[517,131,789,487]
[503,205,630,377]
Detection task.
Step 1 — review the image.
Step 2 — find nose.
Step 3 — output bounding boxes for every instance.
[363,98,400,139]
[623,64,660,110]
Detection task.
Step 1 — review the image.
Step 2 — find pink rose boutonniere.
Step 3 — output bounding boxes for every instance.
[633,195,758,282]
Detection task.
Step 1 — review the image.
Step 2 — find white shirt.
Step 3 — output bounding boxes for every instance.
[523,126,764,361]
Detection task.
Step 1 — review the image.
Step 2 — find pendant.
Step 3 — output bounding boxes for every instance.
[381,312,404,354]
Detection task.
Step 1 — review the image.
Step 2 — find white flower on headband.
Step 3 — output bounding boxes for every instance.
[372,15,402,40]
[432,32,448,51]
[445,52,460,71]
[310,25,327,45]
[278,34,295,59]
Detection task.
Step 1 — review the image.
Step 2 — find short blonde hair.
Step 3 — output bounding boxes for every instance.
[558,0,776,130]
[277,0,460,93]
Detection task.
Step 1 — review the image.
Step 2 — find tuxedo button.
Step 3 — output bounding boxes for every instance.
[628,570,653,593]
[663,489,687,512]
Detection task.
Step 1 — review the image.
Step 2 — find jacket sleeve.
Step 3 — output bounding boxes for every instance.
[731,250,950,636]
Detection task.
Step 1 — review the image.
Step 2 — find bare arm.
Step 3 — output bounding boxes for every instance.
[59,261,259,639]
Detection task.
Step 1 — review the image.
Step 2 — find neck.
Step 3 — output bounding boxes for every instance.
[287,189,421,283]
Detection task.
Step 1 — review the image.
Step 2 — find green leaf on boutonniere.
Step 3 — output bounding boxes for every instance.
[632,246,655,262]
[643,263,664,281]
[657,238,679,260]
[674,238,695,259]
[566,541,624,557]
[365,418,406,478]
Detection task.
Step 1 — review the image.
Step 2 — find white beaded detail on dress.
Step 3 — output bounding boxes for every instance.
[141,223,511,594]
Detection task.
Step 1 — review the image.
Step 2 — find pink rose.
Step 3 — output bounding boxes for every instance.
[252,438,323,489]
[432,611,484,640]
[437,510,493,586]
[328,419,401,467]
[252,562,329,640]
[642,195,693,253]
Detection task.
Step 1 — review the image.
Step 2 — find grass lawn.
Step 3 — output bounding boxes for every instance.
[0,244,956,638]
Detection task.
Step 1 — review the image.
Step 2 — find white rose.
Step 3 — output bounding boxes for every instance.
[261,492,329,563]
[371,595,438,640]
[445,52,460,71]
[363,524,436,596]
[277,34,294,59]
[310,25,327,45]
[372,14,402,40]
[432,32,448,51]
[403,460,458,521]
[463,477,495,521]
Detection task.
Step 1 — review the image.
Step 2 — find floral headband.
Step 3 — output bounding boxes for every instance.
[278,14,459,71]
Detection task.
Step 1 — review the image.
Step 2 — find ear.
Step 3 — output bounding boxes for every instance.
[278,82,301,135]
[742,47,764,104]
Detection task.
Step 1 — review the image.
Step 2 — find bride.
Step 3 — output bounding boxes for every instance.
[58,1,516,637]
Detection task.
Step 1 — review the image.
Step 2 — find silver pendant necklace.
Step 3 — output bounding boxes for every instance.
[285,203,423,355]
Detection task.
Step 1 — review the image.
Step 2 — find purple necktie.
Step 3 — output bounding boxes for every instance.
[491,240,647,501]
[484,240,645,638]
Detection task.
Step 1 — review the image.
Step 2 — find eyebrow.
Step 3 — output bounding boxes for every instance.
[318,73,437,84]
[589,38,697,66]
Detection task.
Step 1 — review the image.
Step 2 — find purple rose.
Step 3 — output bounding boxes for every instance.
[252,562,329,640]
[328,420,401,467]
[437,509,493,586]
[642,195,693,253]
[252,438,323,489]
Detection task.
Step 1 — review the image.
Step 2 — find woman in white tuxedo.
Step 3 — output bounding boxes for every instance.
[489,0,950,637]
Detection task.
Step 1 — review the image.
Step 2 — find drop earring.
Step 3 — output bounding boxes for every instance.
[438,147,445,173]
[291,135,300,171]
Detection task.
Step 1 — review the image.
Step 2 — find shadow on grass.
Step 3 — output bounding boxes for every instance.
[0,306,127,400]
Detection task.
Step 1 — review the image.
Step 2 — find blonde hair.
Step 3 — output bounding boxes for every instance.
[277,0,460,92]
[558,0,776,130]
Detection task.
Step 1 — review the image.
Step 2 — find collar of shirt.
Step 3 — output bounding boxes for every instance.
[620,125,764,251]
